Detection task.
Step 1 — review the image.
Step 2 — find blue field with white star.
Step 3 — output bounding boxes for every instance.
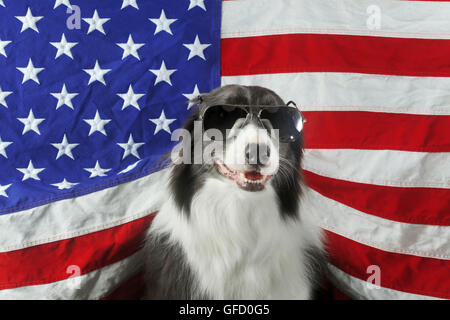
[0,0,221,213]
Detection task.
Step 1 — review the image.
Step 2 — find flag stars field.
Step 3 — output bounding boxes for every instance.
[149,9,177,35]
[17,59,44,84]
[0,137,12,158]
[188,0,207,11]
[149,110,176,134]
[83,10,110,35]
[84,110,111,136]
[117,85,145,110]
[121,0,139,10]
[116,35,145,60]
[183,35,211,60]
[0,184,11,198]
[51,84,78,110]
[50,34,78,59]
[0,87,12,108]
[51,178,78,190]
[117,134,145,159]
[15,7,43,33]
[84,161,111,178]
[17,109,45,135]
[183,84,202,109]
[149,61,177,86]
[83,60,111,85]
[0,39,11,57]
[51,134,79,160]
[53,0,72,10]
[17,160,45,181]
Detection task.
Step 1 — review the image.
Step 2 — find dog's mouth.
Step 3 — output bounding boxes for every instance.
[214,159,272,192]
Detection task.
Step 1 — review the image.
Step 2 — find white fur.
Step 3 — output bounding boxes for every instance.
[224,123,279,176]
[149,173,324,299]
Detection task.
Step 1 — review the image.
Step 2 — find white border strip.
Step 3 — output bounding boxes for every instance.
[328,264,442,300]
[0,250,144,300]
[222,0,450,40]
[0,168,170,252]
[301,187,450,260]
[221,73,450,115]
[302,149,450,189]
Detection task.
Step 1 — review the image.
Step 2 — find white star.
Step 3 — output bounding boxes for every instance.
[0,136,12,158]
[83,10,110,35]
[182,84,202,109]
[149,9,177,35]
[117,85,145,110]
[51,84,78,110]
[183,35,211,60]
[117,134,145,160]
[149,110,176,134]
[0,184,11,198]
[188,0,206,11]
[15,7,43,33]
[51,178,79,190]
[121,0,139,9]
[84,161,111,178]
[84,110,111,136]
[0,1,5,8]
[17,109,45,135]
[17,58,44,84]
[116,34,144,60]
[0,87,12,108]
[51,134,79,160]
[54,0,72,9]
[0,39,11,57]
[50,34,78,59]
[83,60,111,85]
[149,61,177,86]
[17,160,45,181]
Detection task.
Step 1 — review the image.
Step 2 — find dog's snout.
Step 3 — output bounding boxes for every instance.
[245,143,270,166]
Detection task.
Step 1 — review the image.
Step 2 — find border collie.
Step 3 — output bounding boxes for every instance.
[143,85,325,299]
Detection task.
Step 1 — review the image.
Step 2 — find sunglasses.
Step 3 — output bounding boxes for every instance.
[198,101,305,142]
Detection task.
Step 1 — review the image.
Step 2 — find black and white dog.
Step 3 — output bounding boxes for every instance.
[143,85,326,299]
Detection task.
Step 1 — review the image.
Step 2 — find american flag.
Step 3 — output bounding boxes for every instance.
[0,0,449,300]
[0,0,220,299]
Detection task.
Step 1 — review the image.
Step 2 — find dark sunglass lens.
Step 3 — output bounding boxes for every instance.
[203,106,247,131]
[260,107,303,142]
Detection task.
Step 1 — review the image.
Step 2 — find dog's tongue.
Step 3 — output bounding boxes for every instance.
[244,171,263,181]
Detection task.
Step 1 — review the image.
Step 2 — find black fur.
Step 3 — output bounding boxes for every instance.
[143,232,209,299]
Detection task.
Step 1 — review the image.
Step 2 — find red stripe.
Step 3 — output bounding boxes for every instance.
[0,214,154,290]
[221,34,450,77]
[303,111,450,153]
[101,270,145,300]
[304,170,450,226]
[325,230,450,299]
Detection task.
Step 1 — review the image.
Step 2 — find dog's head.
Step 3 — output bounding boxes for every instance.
[170,85,304,219]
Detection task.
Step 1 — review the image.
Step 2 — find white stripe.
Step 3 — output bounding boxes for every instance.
[222,73,450,115]
[302,149,450,189]
[222,0,450,40]
[0,168,170,252]
[327,264,442,300]
[0,250,144,300]
[301,187,450,260]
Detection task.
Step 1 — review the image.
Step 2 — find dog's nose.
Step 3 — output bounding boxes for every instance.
[245,143,270,166]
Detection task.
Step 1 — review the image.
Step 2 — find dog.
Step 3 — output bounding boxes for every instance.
[143,85,326,299]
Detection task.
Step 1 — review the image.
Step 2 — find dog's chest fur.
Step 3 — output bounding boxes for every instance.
[144,176,323,299]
